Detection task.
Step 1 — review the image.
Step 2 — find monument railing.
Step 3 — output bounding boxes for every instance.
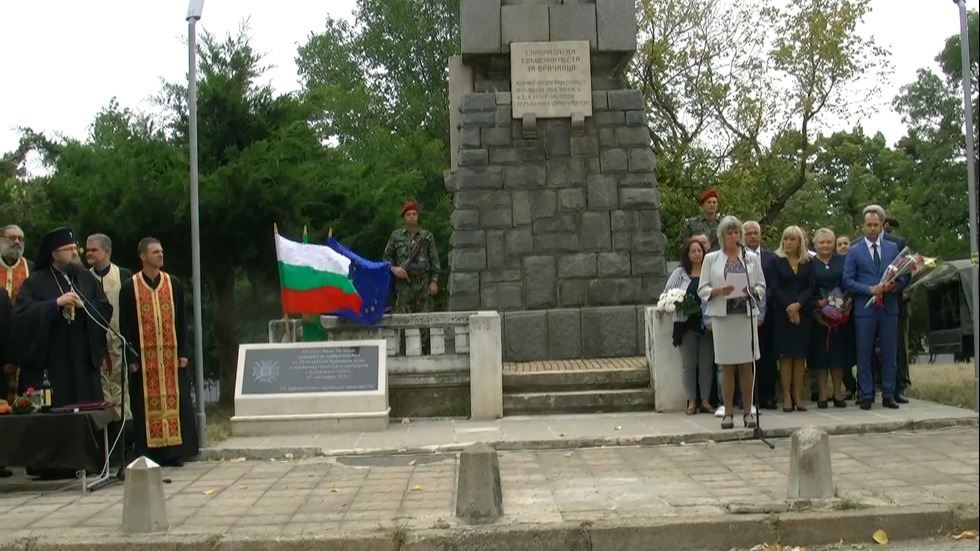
[267,311,503,420]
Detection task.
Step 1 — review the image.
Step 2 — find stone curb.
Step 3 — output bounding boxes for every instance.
[3,505,976,551]
[198,415,979,461]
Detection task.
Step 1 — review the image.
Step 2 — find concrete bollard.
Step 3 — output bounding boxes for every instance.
[455,442,503,524]
[787,426,835,500]
[122,456,169,534]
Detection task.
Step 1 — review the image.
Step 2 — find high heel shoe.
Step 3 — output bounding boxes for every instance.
[743,413,756,428]
[833,399,847,408]
[793,400,808,412]
[721,415,734,429]
[817,400,828,409]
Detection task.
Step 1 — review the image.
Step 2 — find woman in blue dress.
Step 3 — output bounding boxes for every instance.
[808,228,855,408]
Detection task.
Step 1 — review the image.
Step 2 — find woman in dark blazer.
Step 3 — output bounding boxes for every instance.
[770,225,816,411]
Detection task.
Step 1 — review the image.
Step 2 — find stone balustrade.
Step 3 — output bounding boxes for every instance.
[268,312,503,420]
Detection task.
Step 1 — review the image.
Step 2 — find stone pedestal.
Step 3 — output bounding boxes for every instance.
[122,457,169,534]
[232,340,390,436]
[646,307,686,412]
[787,426,835,500]
[469,312,504,420]
[455,442,503,524]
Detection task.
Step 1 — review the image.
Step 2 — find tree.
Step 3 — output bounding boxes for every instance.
[296,0,459,302]
[29,27,344,405]
[758,0,890,226]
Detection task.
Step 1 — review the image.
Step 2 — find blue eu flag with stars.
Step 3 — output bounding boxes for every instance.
[326,237,391,325]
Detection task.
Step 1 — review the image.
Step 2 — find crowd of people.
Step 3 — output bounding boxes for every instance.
[669,191,913,429]
[1,225,198,479]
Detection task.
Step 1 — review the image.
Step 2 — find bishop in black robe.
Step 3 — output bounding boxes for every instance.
[13,231,109,406]
[119,269,199,467]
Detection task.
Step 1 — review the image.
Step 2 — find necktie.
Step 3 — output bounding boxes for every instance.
[872,243,881,270]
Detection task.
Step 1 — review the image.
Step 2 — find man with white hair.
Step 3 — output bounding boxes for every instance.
[1,224,31,477]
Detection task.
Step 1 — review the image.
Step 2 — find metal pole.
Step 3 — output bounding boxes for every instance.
[954,0,979,413]
[188,16,209,447]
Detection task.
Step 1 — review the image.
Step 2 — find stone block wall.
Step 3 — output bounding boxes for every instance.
[446,89,667,317]
[448,0,668,361]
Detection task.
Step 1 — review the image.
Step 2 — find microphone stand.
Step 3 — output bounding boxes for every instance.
[62,269,137,482]
[740,247,775,450]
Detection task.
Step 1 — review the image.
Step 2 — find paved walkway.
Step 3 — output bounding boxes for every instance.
[0,427,976,544]
[204,398,977,459]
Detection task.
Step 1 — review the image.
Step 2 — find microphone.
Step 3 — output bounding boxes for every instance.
[61,268,140,361]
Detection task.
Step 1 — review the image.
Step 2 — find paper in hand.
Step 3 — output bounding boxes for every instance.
[725,272,749,298]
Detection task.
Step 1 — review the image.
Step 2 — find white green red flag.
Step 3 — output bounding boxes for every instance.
[275,233,362,315]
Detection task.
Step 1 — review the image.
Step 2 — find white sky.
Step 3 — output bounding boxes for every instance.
[1,0,977,155]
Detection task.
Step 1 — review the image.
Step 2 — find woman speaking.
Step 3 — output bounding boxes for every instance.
[698,216,767,430]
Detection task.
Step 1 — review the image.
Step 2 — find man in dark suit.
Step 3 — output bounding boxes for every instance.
[882,217,911,402]
[843,206,910,410]
[743,221,778,409]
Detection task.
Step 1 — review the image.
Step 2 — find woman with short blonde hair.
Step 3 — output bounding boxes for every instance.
[770,225,816,411]
[809,227,855,408]
[698,216,767,429]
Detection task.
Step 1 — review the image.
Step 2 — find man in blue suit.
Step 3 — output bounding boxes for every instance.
[843,205,910,410]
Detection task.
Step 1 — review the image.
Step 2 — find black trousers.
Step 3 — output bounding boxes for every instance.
[756,320,777,404]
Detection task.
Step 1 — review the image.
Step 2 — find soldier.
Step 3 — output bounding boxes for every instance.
[677,190,722,252]
[383,202,440,313]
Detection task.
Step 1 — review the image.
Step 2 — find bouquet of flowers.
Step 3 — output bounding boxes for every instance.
[655,288,701,316]
[817,287,853,324]
[11,387,38,415]
[865,247,936,308]
[816,287,852,349]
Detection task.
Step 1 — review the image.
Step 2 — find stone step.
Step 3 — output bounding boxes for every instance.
[503,388,655,416]
[503,367,649,392]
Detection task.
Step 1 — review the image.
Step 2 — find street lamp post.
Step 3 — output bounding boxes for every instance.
[186,0,208,447]
[952,0,979,412]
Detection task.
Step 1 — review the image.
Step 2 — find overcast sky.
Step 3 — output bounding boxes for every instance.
[1,0,977,156]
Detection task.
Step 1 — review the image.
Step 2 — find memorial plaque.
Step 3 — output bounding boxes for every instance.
[240,343,381,395]
[510,41,592,119]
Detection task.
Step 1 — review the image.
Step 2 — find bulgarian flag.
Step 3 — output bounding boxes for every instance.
[275,231,363,315]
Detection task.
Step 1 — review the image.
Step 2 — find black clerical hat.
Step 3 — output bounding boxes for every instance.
[35,226,77,270]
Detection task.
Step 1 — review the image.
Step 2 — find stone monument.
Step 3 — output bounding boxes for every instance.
[447,0,667,361]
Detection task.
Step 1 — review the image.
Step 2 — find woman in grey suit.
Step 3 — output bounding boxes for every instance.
[698,216,767,429]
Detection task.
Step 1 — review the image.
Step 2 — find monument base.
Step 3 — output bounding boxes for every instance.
[230,411,390,436]
[233,339,390,436]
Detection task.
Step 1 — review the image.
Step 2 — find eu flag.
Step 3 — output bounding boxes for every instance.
[326,237,391,325]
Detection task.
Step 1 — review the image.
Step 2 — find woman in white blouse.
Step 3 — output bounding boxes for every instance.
[698,215,767,429]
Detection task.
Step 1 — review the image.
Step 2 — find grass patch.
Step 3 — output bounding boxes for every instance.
[906,363,975,409]
[205,404,233,445]
[834,486,868,511]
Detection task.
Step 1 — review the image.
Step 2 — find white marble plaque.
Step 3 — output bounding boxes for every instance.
[510,41,592,119]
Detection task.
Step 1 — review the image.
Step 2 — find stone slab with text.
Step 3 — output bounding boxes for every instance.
[231,339,390,436]
[510,41,592,119]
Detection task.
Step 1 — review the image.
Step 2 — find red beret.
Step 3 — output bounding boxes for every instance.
[699,190,718,204]
[400,201,419,216]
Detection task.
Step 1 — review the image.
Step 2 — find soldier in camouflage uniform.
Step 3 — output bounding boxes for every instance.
[677,189,722,253]
[383,202,441,313]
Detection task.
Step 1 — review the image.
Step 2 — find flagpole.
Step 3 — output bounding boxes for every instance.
[274,223,294,343]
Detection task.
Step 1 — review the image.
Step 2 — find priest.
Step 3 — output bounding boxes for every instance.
[86,233,134,465]
[2,224,33,404]
[119,237,199,467]
[13,227,109,406]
